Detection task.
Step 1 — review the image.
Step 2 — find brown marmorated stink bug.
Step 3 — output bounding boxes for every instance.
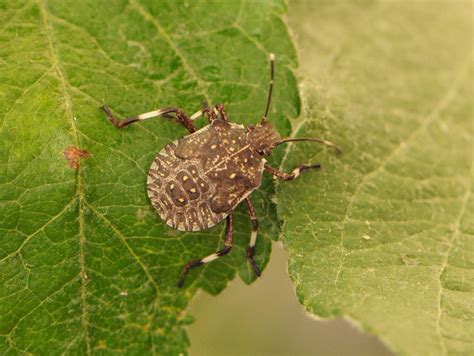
[101,54,340,287]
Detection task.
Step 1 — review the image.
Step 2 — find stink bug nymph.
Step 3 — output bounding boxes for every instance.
[101,54,340,287]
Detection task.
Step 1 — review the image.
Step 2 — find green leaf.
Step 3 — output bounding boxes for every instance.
[279,1,473,355]
[0,0,298,353]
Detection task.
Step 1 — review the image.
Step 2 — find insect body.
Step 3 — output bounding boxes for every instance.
[101,54,340,287]
[146,120,266,232]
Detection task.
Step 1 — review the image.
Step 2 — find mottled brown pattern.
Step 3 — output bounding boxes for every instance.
[147,119,265,231]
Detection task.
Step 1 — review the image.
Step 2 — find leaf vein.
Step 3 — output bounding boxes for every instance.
[333,54,471,287]
[38,0,91,353]
[129,0,212,103]
[0,199,75,262]
[435,165,472,354]
[84,202,160,293]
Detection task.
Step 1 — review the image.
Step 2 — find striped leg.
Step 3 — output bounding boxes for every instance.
[264,163,321,181]
[215,103,228,121]
[245,197,261,277]
[201,101,218,123]
[101,105,196,133]
[177,214,234,288]
[188,103,228,123]
[188,101,210,122]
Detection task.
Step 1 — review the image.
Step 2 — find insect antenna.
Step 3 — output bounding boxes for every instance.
[261,53,275,123]
[277,137,342,153]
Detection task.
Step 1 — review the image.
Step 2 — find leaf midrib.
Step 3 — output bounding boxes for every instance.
[34,0,239,348]
[38,0,91,353]
[37,2,169,353]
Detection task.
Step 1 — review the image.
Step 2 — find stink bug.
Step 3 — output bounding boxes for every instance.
[101,54,340,287]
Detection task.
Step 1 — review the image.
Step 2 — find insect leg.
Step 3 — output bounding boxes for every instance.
[101,105,196,133]
[189,109,204,121]
[201,101,218,123]
[245,197,261,276]
[177,214,234,288]
[214,103,229,121]
[264,163,321,181]
[188,107,214,123]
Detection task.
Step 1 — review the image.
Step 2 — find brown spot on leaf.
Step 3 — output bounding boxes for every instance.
[64,146,89,169]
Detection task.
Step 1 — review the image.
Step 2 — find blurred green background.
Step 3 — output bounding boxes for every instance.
[188,242,392,356]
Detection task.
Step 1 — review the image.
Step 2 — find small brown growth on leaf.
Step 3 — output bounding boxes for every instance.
[64,146,89,169]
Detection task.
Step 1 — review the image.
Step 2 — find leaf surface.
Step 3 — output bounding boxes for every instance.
[0,0,298,353]
[279,1,473,355]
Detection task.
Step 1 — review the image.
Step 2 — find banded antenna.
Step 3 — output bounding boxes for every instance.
[277,137,342,152]
[261,53,275,123]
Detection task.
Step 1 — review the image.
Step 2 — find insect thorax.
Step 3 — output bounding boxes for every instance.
[247,120,282,156]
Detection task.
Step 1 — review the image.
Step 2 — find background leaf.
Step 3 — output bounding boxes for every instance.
[0,0,298,353]
[279,1,472,355]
